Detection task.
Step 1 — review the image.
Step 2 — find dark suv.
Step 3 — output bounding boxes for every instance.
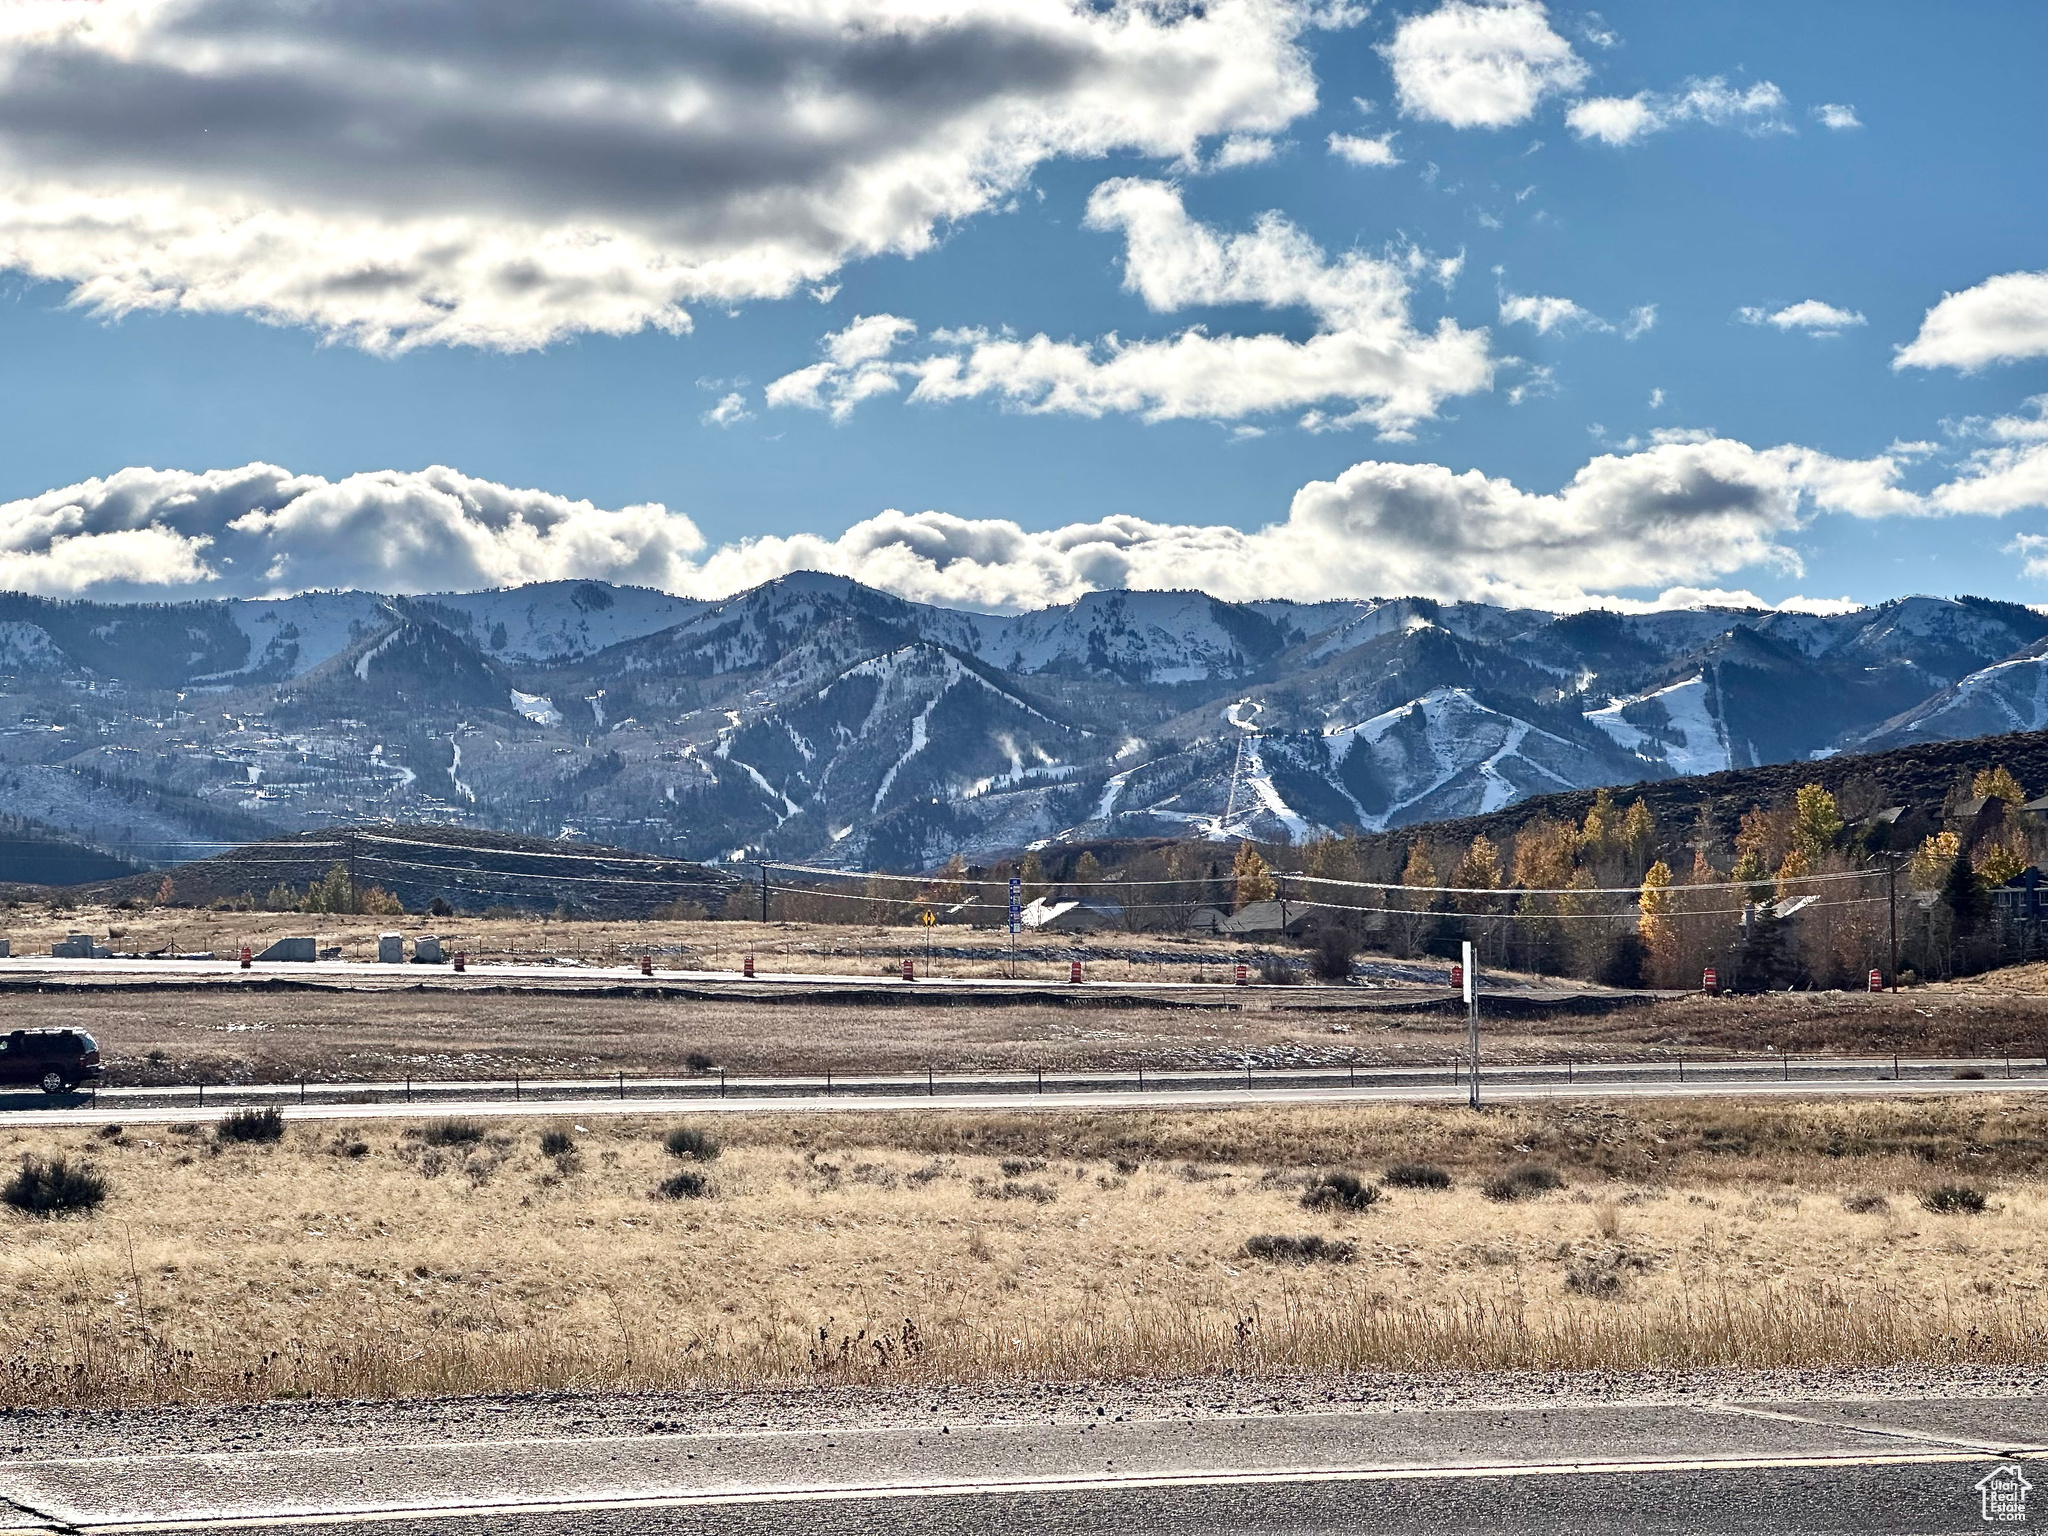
[0,1030,102,1094]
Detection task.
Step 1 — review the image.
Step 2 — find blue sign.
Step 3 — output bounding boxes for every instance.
[1008,875,1022,933]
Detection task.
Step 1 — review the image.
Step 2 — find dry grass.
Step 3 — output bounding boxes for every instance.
[2,1097,2044,1408]
[0,977,1583,1085]
[0,905,1326,985]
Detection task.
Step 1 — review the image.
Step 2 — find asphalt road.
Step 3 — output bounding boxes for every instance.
[1,1390,2041,1534]
[4,1064,2048,1138]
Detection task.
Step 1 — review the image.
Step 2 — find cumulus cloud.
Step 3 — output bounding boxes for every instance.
[0,0,1323,353]
[0,464,713,602]
[1567,77,1790,145]
[701,393,753,429]
[1499,290,1602,334]
[0,438,1935,612]
[1328,132,1402,166]
[1930,398,2048,516]
[1812,103,1861,130]
[1895,271,2048,372]
[766,179,1494,436]
[1736,300,1868,334]
[1496,284,1652,339]
[1380,0,1588,130]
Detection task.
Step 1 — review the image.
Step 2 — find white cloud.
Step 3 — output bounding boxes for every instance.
[767,179,1495,436]
[1329,132,1402,166]
[0,464,712,601]
[0,438,1933,612]
[1931,398,2048,515]
[701,393,753,429]
[2011,534,2048,582]
[1895,271,2048,372]
[1567,77,1790,145]
[1736,300,1868,334]
[0,0,1321,353]
[1647,387,1665,409]
[1496,284,1653,338]
[1499,291,1602,334]
[1207,135,1281,171]
[1812,103,1861,130]
[1381,0,1588,130]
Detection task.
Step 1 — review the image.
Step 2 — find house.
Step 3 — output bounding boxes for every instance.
[1948,795,2009,846]
[1992,866,2045,926]
[1853,805,1933,853]
[1018,896,1125,934]
[1217,899,1319,939]
[1186,906,1229,934]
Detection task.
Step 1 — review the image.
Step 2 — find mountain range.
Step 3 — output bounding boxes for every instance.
[2,575,2046,872]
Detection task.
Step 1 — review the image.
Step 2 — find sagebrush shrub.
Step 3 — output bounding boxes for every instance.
[421,1118,486,1148]
[1921,1184,1987,1215]
[654,1170,709,1200]
[4,1155,107,1217]
[217,1107,285,1144]
[1483,1164,1565,1202]
[1243,1233,1355,1264]
[1842,1191,1890,1214]
[1300,1171,1380,1212]
[1384,1162,1452,1190]
[663,1126,721,1161]
[539,1129,575,1157]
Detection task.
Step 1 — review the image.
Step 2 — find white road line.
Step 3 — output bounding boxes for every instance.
[48,1448,2037,1532]
[1706,1401,2047,1457]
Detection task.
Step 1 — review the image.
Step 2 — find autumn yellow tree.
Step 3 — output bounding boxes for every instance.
[1637,860,1675,978]
[1790,784,1843,863]
[1908,831,1961,890]
[1452,835,1502,913]
[1973,765,2028,805]
[1620,799,1656,876]
[1975,825,2031,886]
[1232,843,1276,909]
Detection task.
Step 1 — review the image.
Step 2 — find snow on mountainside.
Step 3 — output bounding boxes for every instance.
[424,582,706,664]
[1855,637,2048,751]
[5,575,2048,870]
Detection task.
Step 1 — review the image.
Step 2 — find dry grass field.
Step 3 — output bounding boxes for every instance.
[0,904,1292,983]
[3,1097,2044,1408]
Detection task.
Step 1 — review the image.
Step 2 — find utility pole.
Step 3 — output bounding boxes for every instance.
[1464,938,1480,1108]
[1886,855,1899,989]
[758,861,771,924]
[345,829,357,913]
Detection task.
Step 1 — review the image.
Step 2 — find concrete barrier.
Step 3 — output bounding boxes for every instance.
[254,936,316,962]
[414,936,445,964]
[50,933,94,959]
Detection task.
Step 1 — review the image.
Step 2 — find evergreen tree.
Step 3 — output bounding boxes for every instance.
[1942,851,1988,936]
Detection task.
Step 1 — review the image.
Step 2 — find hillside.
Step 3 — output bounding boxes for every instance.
[58,825,740,919]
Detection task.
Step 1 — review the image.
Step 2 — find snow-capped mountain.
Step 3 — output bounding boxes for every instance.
[1,576,2045,870]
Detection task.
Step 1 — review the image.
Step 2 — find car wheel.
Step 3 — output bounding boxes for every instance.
[40,1070,69,1095]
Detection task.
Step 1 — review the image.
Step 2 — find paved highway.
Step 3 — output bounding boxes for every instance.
[4,1063,2045,1128]
[1,1389,2040,1533]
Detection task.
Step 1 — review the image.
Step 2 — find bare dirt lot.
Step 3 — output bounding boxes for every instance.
[2,1097,2042,1408]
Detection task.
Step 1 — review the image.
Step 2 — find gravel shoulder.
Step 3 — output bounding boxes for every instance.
[6,1366,2046,1462]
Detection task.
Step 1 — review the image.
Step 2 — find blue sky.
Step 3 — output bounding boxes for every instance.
[0,0,2043,613]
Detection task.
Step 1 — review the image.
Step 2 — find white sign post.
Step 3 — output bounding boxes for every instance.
[1463,939,1480,1109]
